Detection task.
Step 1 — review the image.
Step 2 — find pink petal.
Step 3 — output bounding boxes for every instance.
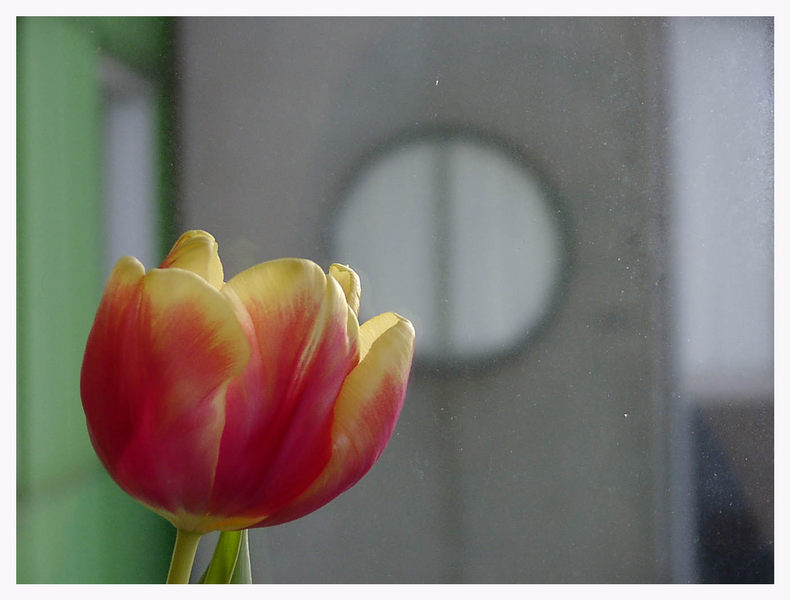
[81,258,249,527]
[209,259,360,520]
[259,312,414,527]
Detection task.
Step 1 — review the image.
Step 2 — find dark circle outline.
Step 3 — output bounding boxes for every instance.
[323,123,575,377]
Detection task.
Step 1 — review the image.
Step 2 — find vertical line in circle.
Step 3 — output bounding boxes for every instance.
[434,137,453,352]
[432,137,464,580]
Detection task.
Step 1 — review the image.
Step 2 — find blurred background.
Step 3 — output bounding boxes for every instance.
[16,17,773,583]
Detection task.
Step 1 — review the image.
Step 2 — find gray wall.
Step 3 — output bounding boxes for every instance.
[175,17,679,583]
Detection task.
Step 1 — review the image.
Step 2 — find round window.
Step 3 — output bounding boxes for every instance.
[331,130,569,368]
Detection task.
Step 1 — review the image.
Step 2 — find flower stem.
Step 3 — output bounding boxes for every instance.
[167,528,202,584]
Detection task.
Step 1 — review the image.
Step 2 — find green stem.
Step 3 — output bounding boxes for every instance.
[166,528,202,584]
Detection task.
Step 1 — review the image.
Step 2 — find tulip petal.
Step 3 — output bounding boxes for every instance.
[81,256,146,469]
[329,263,361,318]
[259,312,414,527]
[159,229,225,289]
[81,261,249,525]
[209,259,360,520]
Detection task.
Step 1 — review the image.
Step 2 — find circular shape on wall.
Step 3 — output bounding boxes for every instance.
[331,129,569,369]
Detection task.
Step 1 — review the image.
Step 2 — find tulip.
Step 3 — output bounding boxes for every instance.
[81,230,414,580]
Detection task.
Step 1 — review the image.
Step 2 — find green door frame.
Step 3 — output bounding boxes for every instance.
[17,16,175,583]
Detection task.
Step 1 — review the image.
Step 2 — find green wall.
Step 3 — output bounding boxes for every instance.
[17,17,175,583]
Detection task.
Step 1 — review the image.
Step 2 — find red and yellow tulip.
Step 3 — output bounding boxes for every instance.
[81,230,414,534]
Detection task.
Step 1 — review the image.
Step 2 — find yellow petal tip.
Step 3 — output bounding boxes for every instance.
[160,230,225,289]
[329,263,361,317]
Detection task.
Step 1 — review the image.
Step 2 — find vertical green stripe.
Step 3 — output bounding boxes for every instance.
[18,16,104,582]
[17,17,103,493]
[155,20,178,257]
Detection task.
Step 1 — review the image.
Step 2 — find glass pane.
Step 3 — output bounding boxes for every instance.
[18,17,769,584]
